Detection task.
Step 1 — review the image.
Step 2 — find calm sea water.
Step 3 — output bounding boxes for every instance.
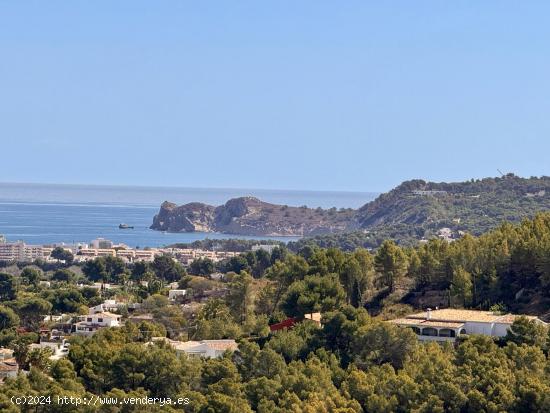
[0,183,378,248]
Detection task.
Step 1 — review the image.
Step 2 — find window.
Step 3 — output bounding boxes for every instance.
[438,329,456,337]
[421,327,438,336]
[87,318,92,322]
[98,318,103,322]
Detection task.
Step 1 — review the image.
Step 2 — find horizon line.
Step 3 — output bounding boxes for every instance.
[0,180,381,196]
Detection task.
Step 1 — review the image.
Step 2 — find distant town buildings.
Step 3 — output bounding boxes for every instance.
[0,236,239,265]
[411,190,448,196]
[90,238,114,249]
[165,248,238,265]
[0,241,53,262]
[76,247,158,262]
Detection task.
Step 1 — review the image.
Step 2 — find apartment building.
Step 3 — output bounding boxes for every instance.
[165,248,238,265]
[0,241,51,262]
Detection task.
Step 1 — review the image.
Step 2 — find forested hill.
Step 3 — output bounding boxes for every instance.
[356,174,550,238]
[152,175,550,243]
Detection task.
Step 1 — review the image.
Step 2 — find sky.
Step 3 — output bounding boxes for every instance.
[1,2,549,193]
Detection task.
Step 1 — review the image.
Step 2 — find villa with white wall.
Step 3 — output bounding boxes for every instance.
[390,308,547,342]
[74,312,122,336]
[150,338,238,358]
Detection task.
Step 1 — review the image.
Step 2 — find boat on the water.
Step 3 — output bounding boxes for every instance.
[119,223,134,229]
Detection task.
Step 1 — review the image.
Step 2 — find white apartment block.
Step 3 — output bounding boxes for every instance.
[0,242,52,262]
[75,247,158,262]
[164,248,238,265]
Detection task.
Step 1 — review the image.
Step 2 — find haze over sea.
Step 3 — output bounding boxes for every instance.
[0,183,378,248]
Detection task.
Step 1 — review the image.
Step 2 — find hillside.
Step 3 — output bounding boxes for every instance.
[151,175,550,241]
[356,174,550,239]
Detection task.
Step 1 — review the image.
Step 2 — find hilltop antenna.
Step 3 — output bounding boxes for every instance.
[497,169,505,177]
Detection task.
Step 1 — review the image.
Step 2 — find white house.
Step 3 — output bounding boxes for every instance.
[43,314,65,323]
[0,348,18,380]
[0,360,18,380]
[209,272,224,281]
[168,289,187,301]
[74,312,122,336]
[28,339,70,360]
[390,308,547,343]
[150,338,237,358]
[251,244,278,254]
[0,348,14,361]
[89,299,122,314]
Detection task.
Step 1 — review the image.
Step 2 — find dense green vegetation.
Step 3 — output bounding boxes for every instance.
[357,175,550,234]
[292,174,550,249]
[1,309,549,412]
[1,213,550,411]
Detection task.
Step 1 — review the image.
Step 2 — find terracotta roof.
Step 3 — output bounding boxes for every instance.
[172,340,199,350]
[156,339,238,352]
[493,314,540,324]
[398,309,543,325]
[0,362,18,372]
[203,340,238,351]
[407,309,498,322]
[390,318,464,329]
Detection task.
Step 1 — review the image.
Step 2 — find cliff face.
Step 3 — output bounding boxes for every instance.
[151,201,216,233]
[150,197,355,236]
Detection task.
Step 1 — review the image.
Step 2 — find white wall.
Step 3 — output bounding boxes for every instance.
[464,322,494,335]
[492,323,511,337]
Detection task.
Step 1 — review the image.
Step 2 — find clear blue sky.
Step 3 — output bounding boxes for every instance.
[1,2,549,192]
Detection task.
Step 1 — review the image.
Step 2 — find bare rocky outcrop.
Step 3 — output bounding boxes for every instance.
[150,197,355,236]
[151,201,216,232]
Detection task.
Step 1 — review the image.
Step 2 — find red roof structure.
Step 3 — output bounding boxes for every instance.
[269,313,322,332]
[269,317,299,332]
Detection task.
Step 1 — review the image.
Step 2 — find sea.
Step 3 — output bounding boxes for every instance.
[0,183,378,248]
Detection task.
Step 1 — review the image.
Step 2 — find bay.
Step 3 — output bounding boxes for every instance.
[0,183,378,248]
